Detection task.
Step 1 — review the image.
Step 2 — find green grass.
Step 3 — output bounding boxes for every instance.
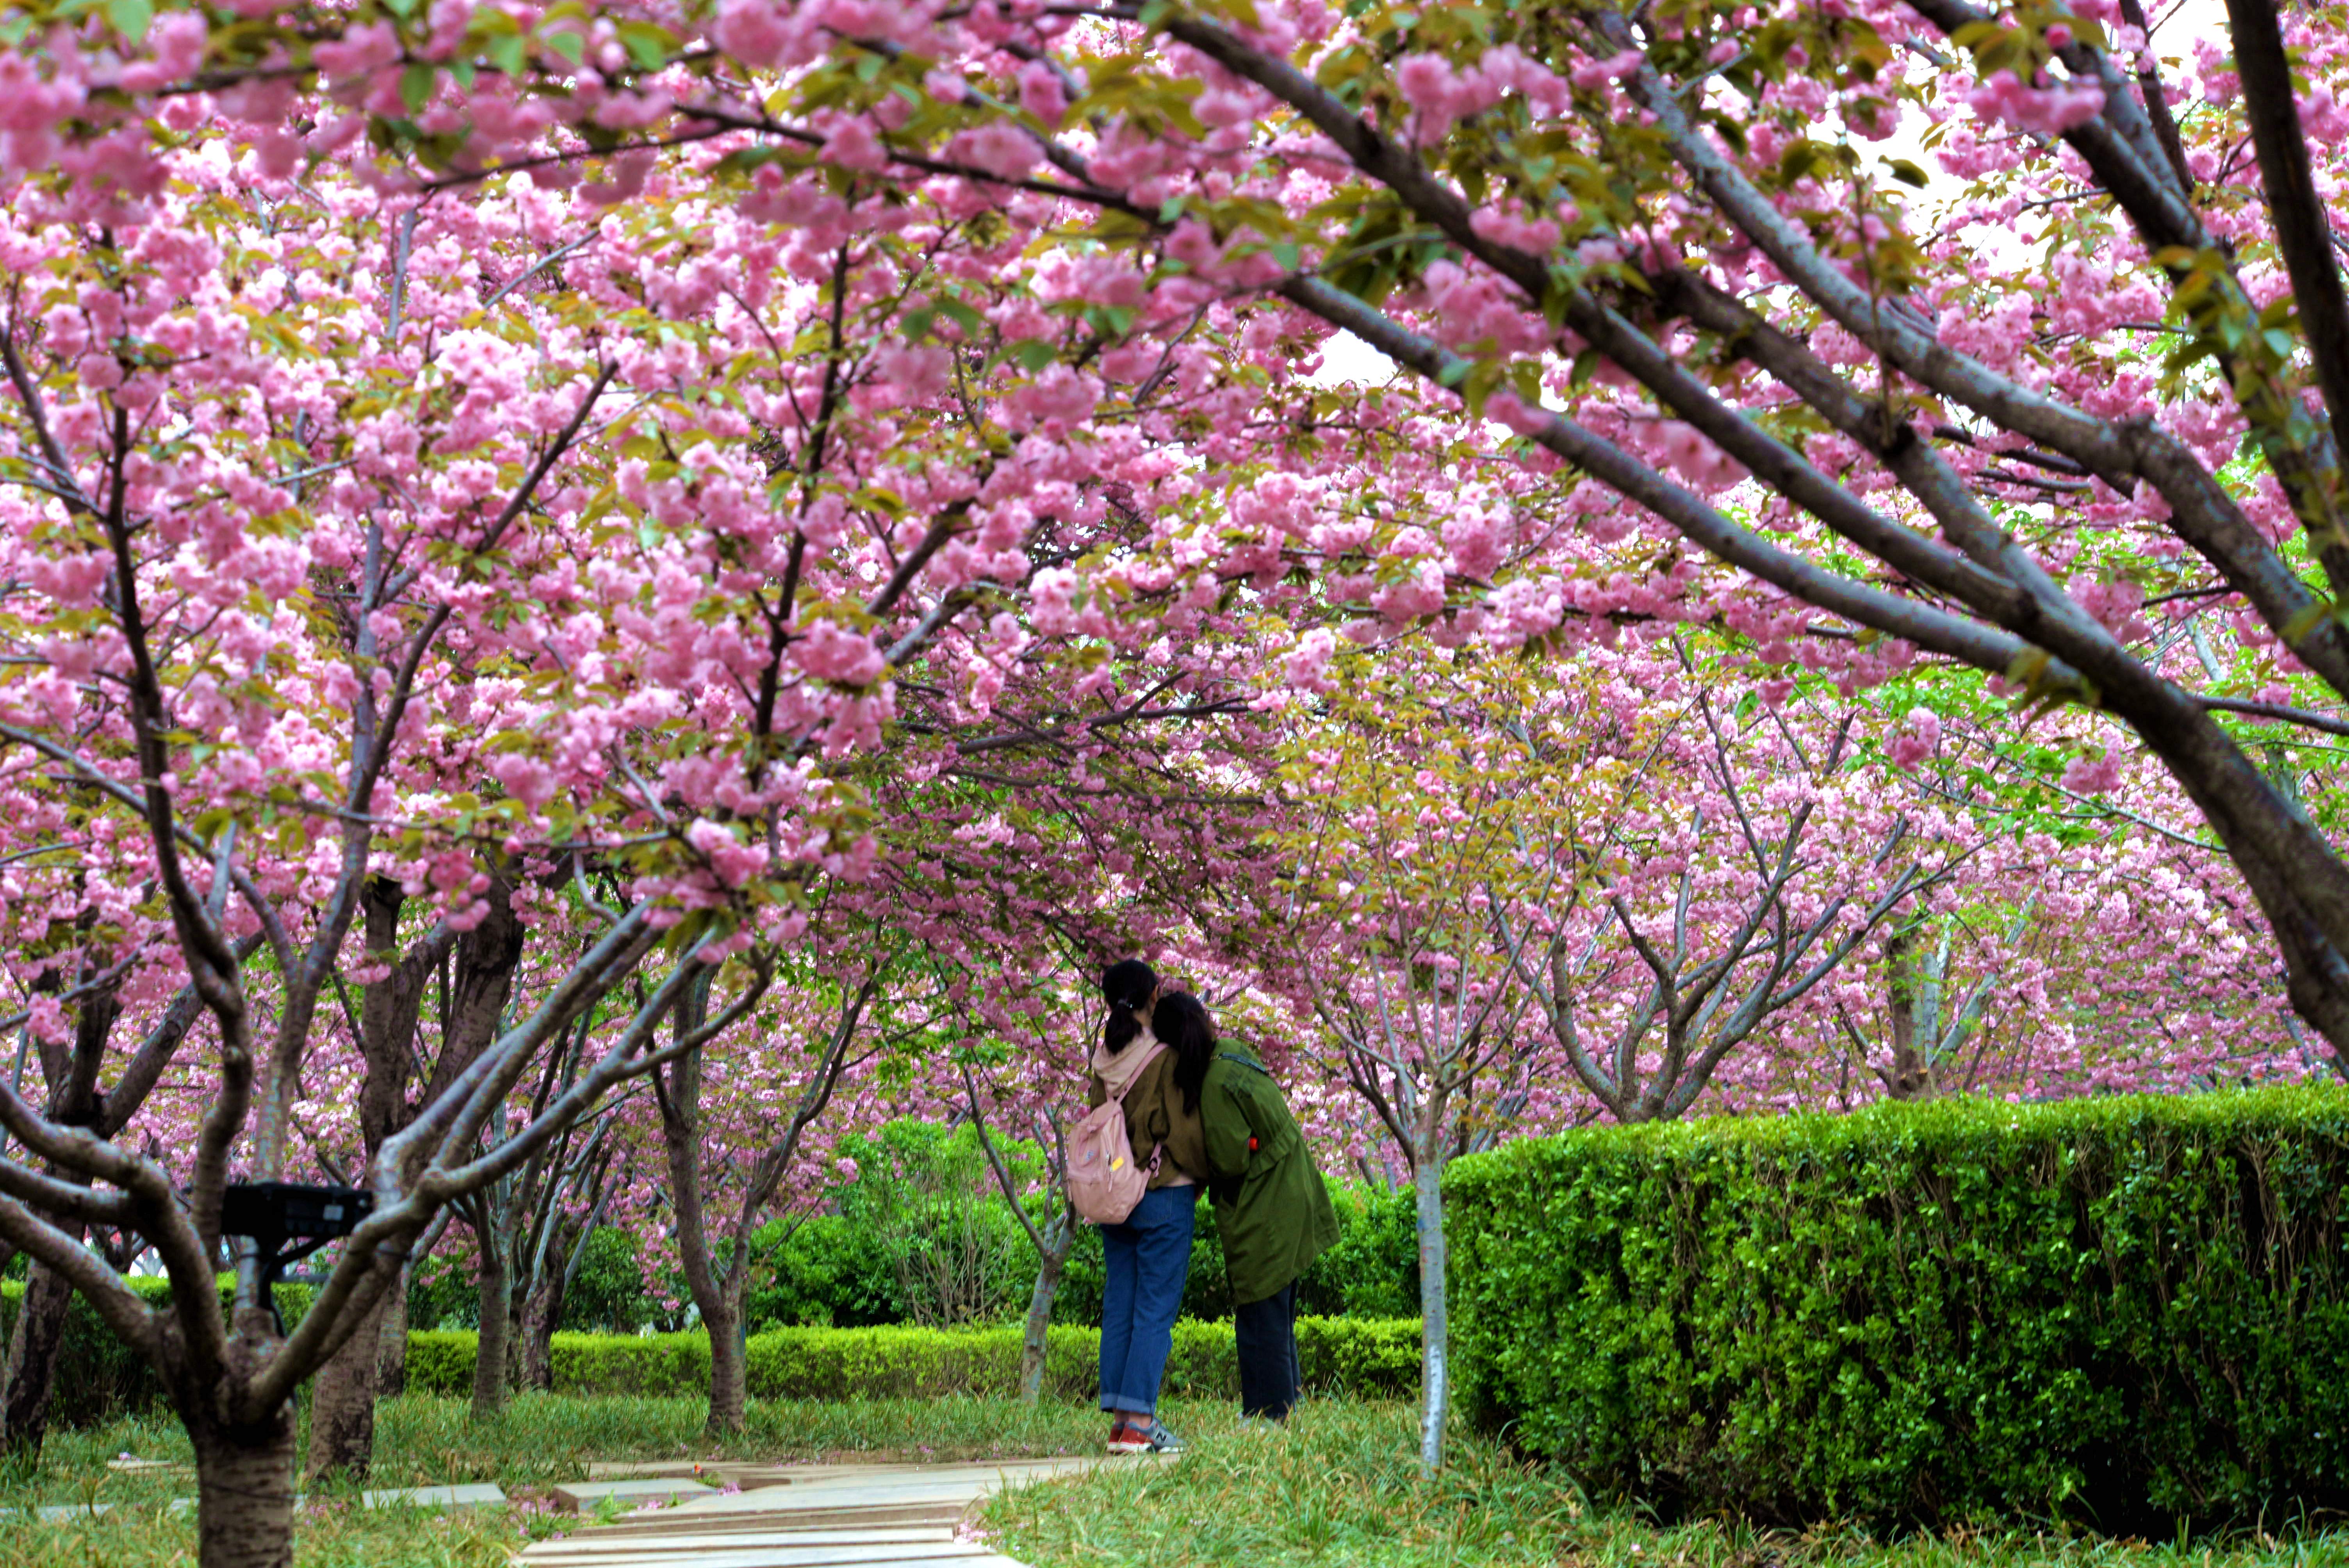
[10,1397,2349,1568]
[3,1391,1116,1506]
[980,1402,2349,1568]
[0,1498,530,1568]
[0,1392,1127,1565]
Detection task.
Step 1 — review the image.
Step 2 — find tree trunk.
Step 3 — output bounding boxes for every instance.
[190,1401,298,1568]
[505,1294,526,1394]
[471,1239,510,1424]
[518,1272,560,1392]
[1413,1144,1449,1474]
[1879,922,1942,1101]
[704,1279,747,1437]
[302,1290,386,1483]
[0,1259,78,1458]
[1018,1213,1076,1404]
[375,1273,411,1398]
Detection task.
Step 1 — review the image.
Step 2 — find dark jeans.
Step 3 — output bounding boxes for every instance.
[1234,1281,1301,1419]
[1098,1183,1198,1416]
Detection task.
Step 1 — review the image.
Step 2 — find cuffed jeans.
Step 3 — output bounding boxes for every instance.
[1234,1281,1301,1420]
[1098,1183,1198,1416]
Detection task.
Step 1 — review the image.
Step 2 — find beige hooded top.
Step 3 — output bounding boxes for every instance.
[1087,1026,1208,1193]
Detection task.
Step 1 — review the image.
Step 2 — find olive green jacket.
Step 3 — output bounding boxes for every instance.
[1200,1042,1340,1305]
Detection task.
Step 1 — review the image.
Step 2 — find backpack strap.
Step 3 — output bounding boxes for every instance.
[1105,1034,1171,1101]
[1107,1038,1168,1183]
[1217,1050,1272,1077]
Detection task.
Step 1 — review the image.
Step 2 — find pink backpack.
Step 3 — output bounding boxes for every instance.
[1068,1035,1168,1225]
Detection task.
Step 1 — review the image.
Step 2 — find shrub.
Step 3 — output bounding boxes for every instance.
[1297,1182,1419,1318]
[829,1121,1044,1327]
[0,1277,312,1427]
[746,1212,902,1329]
[400,1317,1420,1401]
[1447,1087,2349,1531]
[559,1225,662,1334]
[402,1330,481,1399]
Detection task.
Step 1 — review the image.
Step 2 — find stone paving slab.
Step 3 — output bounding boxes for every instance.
[364,1483,509,1510]
[585,1461,801,1489]
[521,1526,954,1556]
[551,1476,718,1513]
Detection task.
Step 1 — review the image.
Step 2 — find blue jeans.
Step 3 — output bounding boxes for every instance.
[1097,1183,1198,1416]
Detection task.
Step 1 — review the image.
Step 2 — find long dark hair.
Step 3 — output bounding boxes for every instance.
[1101,959,1158,1054]
[1150,991,1216,1117]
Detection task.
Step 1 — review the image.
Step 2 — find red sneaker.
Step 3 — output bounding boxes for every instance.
[1107,1418,1151,1455]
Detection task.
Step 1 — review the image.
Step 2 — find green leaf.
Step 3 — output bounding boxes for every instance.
[614,19,674,70]
[105,0,151,43]
[400,62,436,114]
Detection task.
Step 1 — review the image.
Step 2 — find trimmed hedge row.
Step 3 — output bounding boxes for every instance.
[2,1274,1416,1420]
[406,1317,1420,1401]
[0,1277,314,1428]
[1448,1087,2349,1531]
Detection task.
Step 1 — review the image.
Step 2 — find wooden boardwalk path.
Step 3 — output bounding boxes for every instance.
[516,1456,1150,1568]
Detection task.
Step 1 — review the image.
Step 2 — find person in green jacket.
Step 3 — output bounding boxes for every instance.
[1155,993,1340,1422]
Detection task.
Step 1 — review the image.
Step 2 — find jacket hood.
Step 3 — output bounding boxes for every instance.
[1091,1025,1164,1096]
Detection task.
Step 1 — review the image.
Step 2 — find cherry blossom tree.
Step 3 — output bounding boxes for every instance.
[1510,677,1957,1124]
[647,927,937,1436]
[1247,641,1625,1471]
[3,0,2347,1500]
[0,55,1253,1562]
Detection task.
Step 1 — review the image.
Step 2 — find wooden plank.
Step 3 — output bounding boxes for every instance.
[512,1460,1053,1568]
[575,1504,968,1537]
[667,1483,995,1518]
[519,1542,995,1568]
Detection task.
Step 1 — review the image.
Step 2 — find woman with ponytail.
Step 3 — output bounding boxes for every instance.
[1088,960,1210,1454]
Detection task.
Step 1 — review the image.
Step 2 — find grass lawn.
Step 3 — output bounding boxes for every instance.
[4,1396,2348,1567]
[983,1402,2349,1568]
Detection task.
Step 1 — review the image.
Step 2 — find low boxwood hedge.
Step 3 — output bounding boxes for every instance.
[5,1275,1416,1422]
[404,1316,1419,1401]
[1447,1086,2349,1531]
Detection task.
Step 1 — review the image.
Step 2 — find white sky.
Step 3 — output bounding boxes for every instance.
[1310,0,2232,388]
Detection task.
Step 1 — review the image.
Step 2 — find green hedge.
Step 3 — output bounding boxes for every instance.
[1447,1087,2349,1531]
[5,1265,1415,1426]
[403,1317,1420,1401]
[0,1276,313,1428]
